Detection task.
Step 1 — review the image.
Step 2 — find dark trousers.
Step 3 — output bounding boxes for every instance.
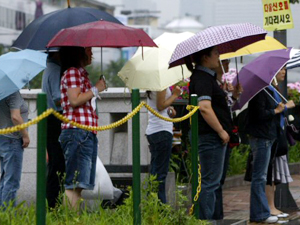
[213,145,232,220]
[46,114,65,208]
[146,131,173,204]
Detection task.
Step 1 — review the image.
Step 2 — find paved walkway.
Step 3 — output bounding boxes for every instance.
[222,174,300,224]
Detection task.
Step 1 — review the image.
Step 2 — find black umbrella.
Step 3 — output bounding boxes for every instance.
[12,7,122,51]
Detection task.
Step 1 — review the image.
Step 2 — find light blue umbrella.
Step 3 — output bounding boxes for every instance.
[0,49,47,100]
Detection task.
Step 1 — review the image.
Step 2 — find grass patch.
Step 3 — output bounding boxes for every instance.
[0,176,207,225]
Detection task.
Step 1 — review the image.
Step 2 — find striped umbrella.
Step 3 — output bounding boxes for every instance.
[169,23,267,68]
[287,48,300,70]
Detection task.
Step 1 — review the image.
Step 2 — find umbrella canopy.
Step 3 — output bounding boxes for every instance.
[286,48,300,70]
[0,49,47,100]
[232,48,292,111]
[220,36,286,60]
[169,23,267,68]
[46,20,157,48]
[118,32,194,91]
[12,7,122,51]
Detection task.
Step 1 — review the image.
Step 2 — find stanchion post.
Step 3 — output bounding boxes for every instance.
[36,93,47,225]
[131,89,141,225]
[191,94,199,219]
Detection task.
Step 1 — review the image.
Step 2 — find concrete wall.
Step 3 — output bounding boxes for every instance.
[17,88,150,204]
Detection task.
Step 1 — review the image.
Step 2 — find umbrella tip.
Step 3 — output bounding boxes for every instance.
[67,0,71,8]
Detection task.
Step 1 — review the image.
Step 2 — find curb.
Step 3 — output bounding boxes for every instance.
[224,162,300,189]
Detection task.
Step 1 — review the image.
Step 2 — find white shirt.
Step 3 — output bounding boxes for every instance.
[145,89,173,135]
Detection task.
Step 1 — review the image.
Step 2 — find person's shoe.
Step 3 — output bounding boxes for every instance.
[276,213,289,218]
[264,216,278,223]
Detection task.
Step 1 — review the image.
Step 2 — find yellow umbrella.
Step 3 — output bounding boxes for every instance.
[220,36,286,60]
[118,32,194,91]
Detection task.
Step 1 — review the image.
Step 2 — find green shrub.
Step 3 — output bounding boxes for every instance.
[227,144,250,176]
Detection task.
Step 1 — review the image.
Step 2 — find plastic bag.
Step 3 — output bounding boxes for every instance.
[81,156,114,200]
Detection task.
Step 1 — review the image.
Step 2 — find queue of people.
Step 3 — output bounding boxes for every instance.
[0,46,297,225]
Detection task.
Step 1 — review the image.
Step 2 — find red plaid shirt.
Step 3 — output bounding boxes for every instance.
[60,67,98,133]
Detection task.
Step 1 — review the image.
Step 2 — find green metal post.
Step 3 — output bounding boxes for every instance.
[36,93,47,225]
[191,94,199,219]
[131,89,141,225]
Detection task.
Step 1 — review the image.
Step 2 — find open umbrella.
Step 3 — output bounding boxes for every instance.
[46,20,157,48]
[12,7,122,51]
[232,48,292,111]
[169,23,267,68]
[220,36,286,60]
[286,48,300,70]
[0,49,47,100]
[47,20,157,76]
[117,32,194,91]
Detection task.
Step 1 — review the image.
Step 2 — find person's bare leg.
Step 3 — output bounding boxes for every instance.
[266,184,282,215]
[64,188,83,210]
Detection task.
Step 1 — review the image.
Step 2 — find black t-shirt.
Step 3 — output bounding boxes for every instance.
[189,68,233,135]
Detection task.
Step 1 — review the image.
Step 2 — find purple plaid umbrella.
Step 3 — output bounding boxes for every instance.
[169,23,267,68]
[232,48,292,111]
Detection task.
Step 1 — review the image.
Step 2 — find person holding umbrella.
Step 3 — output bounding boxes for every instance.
[213,59,243,219]
[265,67,294,218]
[58,46,106,210]
[145,86,181,204]
[187,46,234,219]
[246,68,289,223]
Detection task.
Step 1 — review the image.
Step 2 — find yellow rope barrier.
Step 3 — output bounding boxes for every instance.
[0,102,199,134]
[144,103,199,123]
[0,108,54,135]
[189,163,202,216]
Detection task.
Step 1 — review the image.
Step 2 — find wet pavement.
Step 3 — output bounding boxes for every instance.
[221,174,300,224]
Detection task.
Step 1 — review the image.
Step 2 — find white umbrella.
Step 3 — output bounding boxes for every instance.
[118,32,194,91]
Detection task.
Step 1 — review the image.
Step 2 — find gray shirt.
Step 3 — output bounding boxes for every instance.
[0,91,28,139]
[42,58,62,111]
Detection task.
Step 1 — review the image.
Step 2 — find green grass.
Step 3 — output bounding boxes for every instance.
[0,176,207,225]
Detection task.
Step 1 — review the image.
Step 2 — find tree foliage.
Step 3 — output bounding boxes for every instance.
[290,0,299,3]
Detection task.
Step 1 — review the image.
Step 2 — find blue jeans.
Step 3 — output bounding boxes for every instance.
[59,129,98,190]
[249,136,275,222]
[0,136,24,208]
[146,131,173,203]
[213,145,231,220]
[198,133,226,220]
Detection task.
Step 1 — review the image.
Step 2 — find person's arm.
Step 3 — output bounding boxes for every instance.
[10,109,30,148]
[156,87,181,111]
[198,100,230,144]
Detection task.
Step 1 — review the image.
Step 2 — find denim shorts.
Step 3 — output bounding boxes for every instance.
[59,129,98,190]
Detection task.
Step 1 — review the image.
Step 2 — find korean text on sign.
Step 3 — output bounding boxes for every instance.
[262,0,294,31]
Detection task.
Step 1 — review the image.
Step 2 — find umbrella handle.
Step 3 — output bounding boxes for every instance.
[235,57,239,84]
[263,89,279,104]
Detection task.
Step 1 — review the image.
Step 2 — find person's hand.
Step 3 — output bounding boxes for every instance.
[167,106,176,118]
[95,78,106,92]
[233,83,243,99]
[275,102,285,114]
[225,83,234,92]
[172,86,182,97]
[22,134,30,148]
[285,100,295,109]
[218,130,230,144]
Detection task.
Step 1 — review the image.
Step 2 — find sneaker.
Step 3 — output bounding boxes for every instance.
[264,216,278,223]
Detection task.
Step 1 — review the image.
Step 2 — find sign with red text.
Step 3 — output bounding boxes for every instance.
[262,0,294,31]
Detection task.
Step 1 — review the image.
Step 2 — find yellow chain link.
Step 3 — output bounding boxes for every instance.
[189,163,202,216]
[0,108,54,135]
[144,103,199,123]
